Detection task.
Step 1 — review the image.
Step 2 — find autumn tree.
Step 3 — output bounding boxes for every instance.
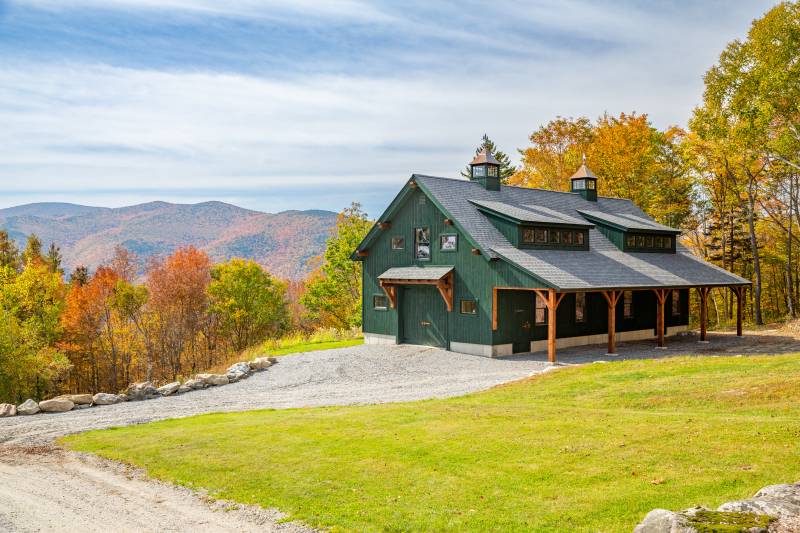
[46,243,63,275]
[208,259,289,352]
[0,230,20,270]
[302,203,371,329]
[22,234,44,266]
[509,116,593,190]
[461,134,517,182]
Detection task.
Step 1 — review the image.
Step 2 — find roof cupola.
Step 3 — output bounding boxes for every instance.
[570,154,598,201]
[469,148,501,191]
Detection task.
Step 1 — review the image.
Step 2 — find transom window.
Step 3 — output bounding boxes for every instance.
[535,294,547,324]
[626,233,673,252]
[460,300,478,315]
[415,227,430,260]
[521,227,588,248]
[575,292,586,323]
[672,289,680,316]
[373,295,389,310]
[623,290,633,319]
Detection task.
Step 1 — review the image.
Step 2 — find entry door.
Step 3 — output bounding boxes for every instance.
[400,285,447,348]
[509,291,533,353]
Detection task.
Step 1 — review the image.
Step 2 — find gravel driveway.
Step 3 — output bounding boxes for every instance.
[0,345,548,533]
[0,344,549,446]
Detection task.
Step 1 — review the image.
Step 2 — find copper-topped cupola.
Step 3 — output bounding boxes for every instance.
[469,148,501,191]
[570,154,598,201]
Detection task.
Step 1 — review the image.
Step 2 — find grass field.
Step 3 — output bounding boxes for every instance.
[64,354,800,532]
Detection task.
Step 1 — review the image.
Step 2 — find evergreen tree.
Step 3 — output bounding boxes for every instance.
[461,133,517,183]
[0,230,20,270]
[46,243,63,276]
[22,234,44,266]
[70,265,89,286]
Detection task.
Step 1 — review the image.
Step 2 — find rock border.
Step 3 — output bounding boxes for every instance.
[634,482,800,532]
[0,357,277,418]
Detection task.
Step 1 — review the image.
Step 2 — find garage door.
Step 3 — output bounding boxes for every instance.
[400,285,448,348]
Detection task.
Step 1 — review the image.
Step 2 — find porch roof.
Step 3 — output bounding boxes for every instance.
[378,265,454,281]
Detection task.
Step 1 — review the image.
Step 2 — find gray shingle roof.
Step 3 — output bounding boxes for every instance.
[469,199,593,226]
[577,209,680,233]
[413,175,749,290]
[378,265,454,281]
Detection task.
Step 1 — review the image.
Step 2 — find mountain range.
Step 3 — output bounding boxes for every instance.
[0,201,338,280]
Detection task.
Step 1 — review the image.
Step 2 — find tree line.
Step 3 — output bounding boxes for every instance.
[469,2,800,326]
[0,204,368,404]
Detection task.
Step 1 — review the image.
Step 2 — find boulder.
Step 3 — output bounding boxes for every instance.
[92,393,123,405]
[183,378,206,390]
[195,373,229,386]
[157,382,181,396]
[633,509,691,533]
[0,403,17,417]
[125,381,159,401]
[66,394,94,405]
[74,403,92,410]
[226,362,252,382]
[249,357,273,371]
[38,398,74,413]
[17,399,40,415]
[177,385,192,394]
[718,483,800,517]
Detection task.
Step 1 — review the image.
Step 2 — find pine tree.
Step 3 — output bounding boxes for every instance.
[46,243,63,276]
[70,266,89,286]
[21,234,43,266]
[0,230,20,270]
[461,133,517,183]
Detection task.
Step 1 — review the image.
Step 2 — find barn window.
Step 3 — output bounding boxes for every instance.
[373,295,389,310]
[623,290,633,318]
[535,294,547,324]
[672,289,680,316]
[534,228,548,243]
[460,300,477,315]
[575,292,586,323]
[562,230,573,245]
[440,234,458,252]
[575,231,585,245]
[548,230,560,244]
[414,227,430,260]
[626,234,636,248]
[521,228,535,244]
[391,236,404,250]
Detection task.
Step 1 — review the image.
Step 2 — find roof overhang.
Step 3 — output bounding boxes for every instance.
[378,266,455,311]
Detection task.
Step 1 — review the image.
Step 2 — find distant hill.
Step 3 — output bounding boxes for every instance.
[0,201,338,280]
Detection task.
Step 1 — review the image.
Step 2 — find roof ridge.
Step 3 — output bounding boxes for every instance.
[411,174,634,202]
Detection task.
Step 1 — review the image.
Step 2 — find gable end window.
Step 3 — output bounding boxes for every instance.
[672,289,680,316]
[415,227,430,261]
[575,292,586,323]
[373,295,389,310]
[391,236,405,250]
[623,290,633,319]
[440,234,458,252]
[460,300,478,315]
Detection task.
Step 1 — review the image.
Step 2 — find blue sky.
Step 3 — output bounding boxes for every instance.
[0,0,776,217]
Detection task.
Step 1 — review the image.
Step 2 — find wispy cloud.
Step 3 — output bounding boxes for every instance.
[0,0,777,215]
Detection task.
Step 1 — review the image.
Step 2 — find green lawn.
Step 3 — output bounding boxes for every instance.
[64,354,800,532]
[262,338,363,357]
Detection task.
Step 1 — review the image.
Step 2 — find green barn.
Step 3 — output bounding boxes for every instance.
[353,149,750,362]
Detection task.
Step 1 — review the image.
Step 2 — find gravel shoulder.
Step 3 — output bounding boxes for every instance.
[0,344,548,533]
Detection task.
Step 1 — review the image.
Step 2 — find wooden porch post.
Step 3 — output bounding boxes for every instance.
[653,289,669,348]
[601,290,622,355]
[731,286,744,337]
[697,287,710,342]
[533,289,565,363]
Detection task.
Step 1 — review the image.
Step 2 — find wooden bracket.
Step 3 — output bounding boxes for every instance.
[697,286,711,341]
[444,218,453,226]
[378,221,391,230]
[379,281,397,309]
[600,290,622,354]
[435,271,454,312]
[471,248,481,255]
[356,249,369,258]
[652,288,670,347]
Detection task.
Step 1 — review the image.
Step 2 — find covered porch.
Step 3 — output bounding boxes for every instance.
[491,284,749,363]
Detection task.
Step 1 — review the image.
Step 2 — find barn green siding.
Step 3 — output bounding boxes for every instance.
[360,184,691,351]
